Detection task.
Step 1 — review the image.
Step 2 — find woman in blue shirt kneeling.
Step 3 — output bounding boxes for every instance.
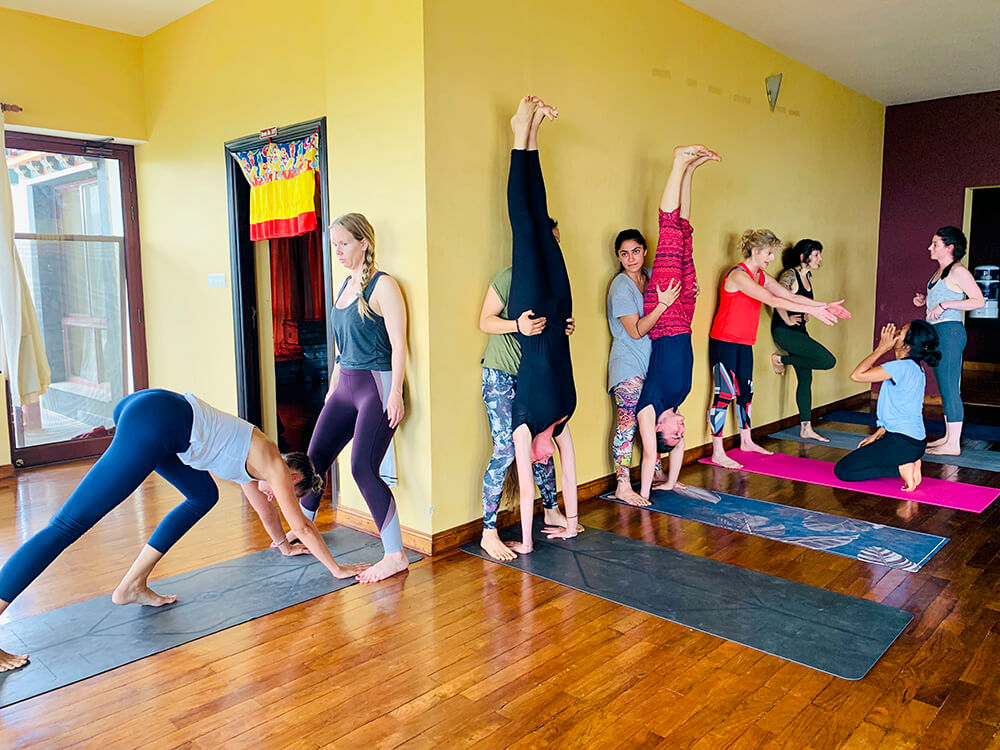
[834,321,940,492]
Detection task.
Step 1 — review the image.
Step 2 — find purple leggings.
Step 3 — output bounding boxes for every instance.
[301,369,402,555]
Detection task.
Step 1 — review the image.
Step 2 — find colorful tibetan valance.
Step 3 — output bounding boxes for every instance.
[232,132,319,241]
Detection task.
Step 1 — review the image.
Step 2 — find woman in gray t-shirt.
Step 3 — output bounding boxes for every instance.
[606,229,677,506]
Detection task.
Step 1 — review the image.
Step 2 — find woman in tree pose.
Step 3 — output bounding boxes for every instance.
[770,239,837,441]
[912,226,984,456]
[0,388,366,672]
[707,230,848,469]
[835,321,941,491]
[504,95,579,555]
[299,213,411,583]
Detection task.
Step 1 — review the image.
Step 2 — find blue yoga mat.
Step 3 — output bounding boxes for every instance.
[0,528,422,708]
[769,426,1000,473]
[823,409,1000,443]
[601,485,947,570]
[462,521,912,679]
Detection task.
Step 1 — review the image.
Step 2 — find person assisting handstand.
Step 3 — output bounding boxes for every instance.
[632,144,720,505]
[0,388,367,672]
[706,230,849,469]
[505,96,579,555]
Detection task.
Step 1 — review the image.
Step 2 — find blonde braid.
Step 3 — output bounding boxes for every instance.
[331,213,378,320]
[356,243,377,321]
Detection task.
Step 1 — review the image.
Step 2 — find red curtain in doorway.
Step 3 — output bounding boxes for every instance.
[270,226,324,356]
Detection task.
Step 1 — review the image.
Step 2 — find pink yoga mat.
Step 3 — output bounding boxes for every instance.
[698,450,998,513]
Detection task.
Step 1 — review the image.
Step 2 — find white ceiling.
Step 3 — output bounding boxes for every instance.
[680,0,1000,105]
[3,0,999,104]
[0,0,212,37]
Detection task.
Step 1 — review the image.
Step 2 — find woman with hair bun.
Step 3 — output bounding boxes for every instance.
[300,212,411,583]
[707,229,848,469]
[0,388,365,672]
[835,320,942,492]
[770,239,838,441]
[912,226,985,456]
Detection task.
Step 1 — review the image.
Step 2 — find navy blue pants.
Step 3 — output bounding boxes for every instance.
[0,389,218,603]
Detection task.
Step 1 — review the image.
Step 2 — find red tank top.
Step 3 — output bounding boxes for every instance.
[709,263,765,345]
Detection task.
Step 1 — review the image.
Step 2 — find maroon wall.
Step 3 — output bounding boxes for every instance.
[876,91,1000,389]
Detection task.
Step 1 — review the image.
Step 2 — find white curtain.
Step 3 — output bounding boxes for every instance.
[0,111,51,407]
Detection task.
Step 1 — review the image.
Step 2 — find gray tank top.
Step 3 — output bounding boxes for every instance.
[926,264,966,324]
[333,271,392,371]
[177,394,255,484]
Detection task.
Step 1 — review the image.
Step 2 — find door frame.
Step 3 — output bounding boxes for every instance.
[4,131,148,468]
[223,117,332,429]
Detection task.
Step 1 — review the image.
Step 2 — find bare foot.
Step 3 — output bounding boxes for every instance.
[510,95,537,139]
[899,461,920,492]
[0,648,28,672]
[709,452,743,470]
[112,580,177,607]
[800,425,829,442]
[332,563,370,579]
[356,552,409,583]
[653,480,686,492]
[481,529,517,561]
[674,144,707,166]
[926,435,948,448]
[740,440,773,455]
[771,353,786,375]
[504,541,533,555]
[925,444,961,456]
[543,506,583,532]
[614,483,651,507]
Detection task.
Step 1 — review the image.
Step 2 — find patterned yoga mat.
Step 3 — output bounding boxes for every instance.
[600,484,947,571]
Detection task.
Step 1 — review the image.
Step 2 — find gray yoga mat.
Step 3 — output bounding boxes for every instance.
[769,426,1000,473]
[0,528,421,708]
[462,522,911,680]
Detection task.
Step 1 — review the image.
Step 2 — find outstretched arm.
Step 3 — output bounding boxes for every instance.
[242,482,310,556]
[729,270,839,324]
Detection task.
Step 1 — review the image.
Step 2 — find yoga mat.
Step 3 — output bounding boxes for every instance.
[699,451,999,512]
[769,426,1000,473]
[462,522,912,679]
[599,485,947,571]
[823,410,1000,443]
[0,528,422,708]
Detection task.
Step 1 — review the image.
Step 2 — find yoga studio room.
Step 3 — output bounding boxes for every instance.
[1,0,999,747]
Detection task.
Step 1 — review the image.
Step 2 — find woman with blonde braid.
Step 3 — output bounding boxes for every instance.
[300,213,410,583]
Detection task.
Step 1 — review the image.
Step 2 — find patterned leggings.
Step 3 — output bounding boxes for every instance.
[611,376,663,483]
[482,367,557,530]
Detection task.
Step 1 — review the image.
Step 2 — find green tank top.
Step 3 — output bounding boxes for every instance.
[480,266,521,376]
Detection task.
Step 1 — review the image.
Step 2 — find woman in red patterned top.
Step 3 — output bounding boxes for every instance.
[707,229,848,469]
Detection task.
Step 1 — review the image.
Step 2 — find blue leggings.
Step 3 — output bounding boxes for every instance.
[0,389,218,603]
[929,321,966,422]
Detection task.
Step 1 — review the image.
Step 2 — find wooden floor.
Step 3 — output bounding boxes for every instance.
[0,422,998,749]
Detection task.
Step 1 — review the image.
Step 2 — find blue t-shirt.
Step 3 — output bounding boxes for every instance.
[876,359,926,440]
[607,272,652,391]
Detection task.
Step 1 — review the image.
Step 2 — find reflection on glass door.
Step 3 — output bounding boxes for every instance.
[5,136,146,466]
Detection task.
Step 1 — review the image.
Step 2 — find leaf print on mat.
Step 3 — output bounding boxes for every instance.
[801,517,884,534]
[717,512,785,537]
[781,535,858,550]
[857,547,921,572]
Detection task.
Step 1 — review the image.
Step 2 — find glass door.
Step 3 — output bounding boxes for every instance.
[5,133,147,467]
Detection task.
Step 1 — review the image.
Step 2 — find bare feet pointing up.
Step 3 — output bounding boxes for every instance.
[510,95,538,150]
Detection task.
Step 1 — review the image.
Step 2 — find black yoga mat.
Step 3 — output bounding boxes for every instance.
[0,528,421,708]
[462,522,911,680]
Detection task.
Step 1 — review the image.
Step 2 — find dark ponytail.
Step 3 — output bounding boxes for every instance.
[282,452,325,497]
[905,320,941,367]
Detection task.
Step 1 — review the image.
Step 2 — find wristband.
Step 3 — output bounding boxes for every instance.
[270,539,288,548]
[515,317,523,334]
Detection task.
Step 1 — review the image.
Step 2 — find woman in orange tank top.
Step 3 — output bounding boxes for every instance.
[707,229,849,469]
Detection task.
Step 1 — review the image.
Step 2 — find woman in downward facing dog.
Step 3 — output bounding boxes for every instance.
[0,388,367,672]
[299,213,411,583]
[707,229,848,469]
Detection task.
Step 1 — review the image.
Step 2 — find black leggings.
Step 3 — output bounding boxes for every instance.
[834,432,926,482]
[507,149,575,436]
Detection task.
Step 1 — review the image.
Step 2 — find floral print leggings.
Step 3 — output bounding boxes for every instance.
[612,376,662,484]
[481,368,557,530]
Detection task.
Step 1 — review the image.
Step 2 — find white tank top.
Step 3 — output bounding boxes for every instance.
[177,393,255,484]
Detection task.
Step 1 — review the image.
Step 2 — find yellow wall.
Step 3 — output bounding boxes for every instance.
[0,8,145,140]
[423,0,885,531]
